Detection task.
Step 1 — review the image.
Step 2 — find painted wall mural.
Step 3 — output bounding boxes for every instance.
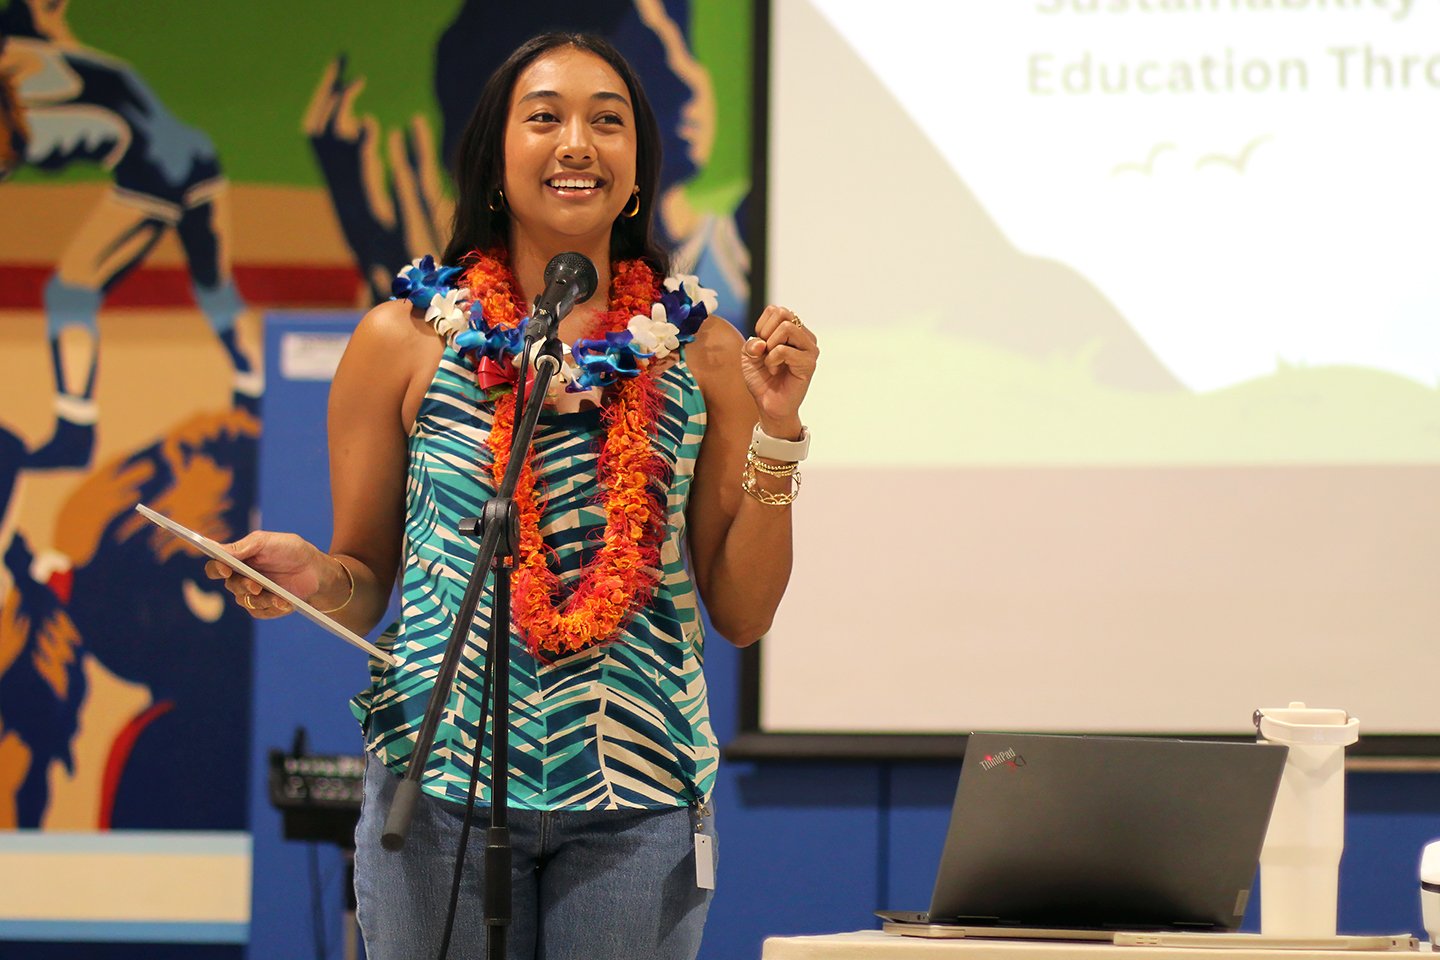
[0,0,751,948]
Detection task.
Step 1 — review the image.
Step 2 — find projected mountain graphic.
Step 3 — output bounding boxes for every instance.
[778,0,1183,394]
[775,1,1440,466]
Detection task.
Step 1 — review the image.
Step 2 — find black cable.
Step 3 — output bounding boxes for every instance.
[309,841,329,960]
[437,615,496,960]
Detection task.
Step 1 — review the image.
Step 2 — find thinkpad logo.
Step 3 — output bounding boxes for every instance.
[979,747,1026,771]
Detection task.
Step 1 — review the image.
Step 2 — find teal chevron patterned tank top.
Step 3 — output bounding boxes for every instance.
[350,346,717,810]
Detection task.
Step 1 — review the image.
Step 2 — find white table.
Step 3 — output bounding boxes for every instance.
[761,931,1426,960]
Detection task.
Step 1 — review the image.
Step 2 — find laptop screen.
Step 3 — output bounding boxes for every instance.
[928,733,1287,931]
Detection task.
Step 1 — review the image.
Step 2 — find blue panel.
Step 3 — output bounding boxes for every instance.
[702,619,744,749]
[1237,867,1261,933]
[248,312,374,960]
[886,763,961,915]
[702,758,883,960]
[1339,772,1440,937]
[698,619,886,959]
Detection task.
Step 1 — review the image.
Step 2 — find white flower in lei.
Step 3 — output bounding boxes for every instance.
[426,287,470,340]
[627,303,681,360]
[662,274,720,317]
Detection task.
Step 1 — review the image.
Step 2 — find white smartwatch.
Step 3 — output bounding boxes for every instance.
[749,423,810,462]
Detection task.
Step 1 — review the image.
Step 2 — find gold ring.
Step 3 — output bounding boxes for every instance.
[241,594,255,610]
[790,314,805,330]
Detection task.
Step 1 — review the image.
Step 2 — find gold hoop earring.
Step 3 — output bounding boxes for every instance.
[488,188,506,213]
[621,189,641,219]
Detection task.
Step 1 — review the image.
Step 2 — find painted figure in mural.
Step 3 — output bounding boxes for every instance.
[305,0,749,316]
[0,407,258,829]
[210,33,817,959]
[0,0,260,833]
[0,0,257,471]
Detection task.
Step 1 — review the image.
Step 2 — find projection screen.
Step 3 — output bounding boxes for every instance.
[747,0,1440,752]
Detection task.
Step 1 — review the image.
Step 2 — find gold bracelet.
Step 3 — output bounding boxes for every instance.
[747,448,798,477]
[316,556,356,614]
[742,459,801,506]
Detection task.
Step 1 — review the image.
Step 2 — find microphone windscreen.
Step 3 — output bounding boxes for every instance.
[543,252,599,304]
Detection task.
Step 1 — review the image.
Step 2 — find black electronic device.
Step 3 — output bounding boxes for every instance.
[880,733,1288,939]
[267,728,364,848]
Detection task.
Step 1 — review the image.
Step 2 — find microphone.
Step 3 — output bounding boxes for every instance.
[530,252,598,340]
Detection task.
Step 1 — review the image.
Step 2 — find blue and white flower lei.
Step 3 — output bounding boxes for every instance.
[391,255,718,393]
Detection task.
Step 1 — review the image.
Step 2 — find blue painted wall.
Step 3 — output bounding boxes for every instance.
[249,313,377,960]
[248,313,1440,960]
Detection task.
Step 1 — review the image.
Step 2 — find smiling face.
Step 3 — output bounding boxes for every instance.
[502,46,639,253]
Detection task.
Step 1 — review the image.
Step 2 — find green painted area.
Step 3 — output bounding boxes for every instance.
[9,0,752,205]
[806,315,1440,466]
[687,0,753,212]
[53,0,460,186]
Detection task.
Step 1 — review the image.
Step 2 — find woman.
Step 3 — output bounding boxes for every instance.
[207,33,817,959]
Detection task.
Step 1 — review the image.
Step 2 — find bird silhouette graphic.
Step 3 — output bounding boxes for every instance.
[1196,134,1272,173]
[1111,142,1176,176]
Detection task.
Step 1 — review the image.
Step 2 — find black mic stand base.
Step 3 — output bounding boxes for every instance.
[380,779,420,851]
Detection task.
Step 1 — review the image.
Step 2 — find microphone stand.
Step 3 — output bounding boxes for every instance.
[382,300,568,960]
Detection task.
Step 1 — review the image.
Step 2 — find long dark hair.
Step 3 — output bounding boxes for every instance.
[442,33,670,276]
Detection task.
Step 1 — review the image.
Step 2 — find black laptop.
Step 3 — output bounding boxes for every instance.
[879,732,1288,941]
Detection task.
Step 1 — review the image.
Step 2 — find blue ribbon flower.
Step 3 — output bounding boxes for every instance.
[569,331,646,392]
[391,255,465,309]
[454,316,528,367]
[657,287,709,343]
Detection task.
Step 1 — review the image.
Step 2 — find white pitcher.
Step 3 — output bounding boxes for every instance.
[1255,702,1360,938]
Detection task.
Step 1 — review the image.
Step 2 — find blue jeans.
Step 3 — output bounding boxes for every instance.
[354,755,715,960]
